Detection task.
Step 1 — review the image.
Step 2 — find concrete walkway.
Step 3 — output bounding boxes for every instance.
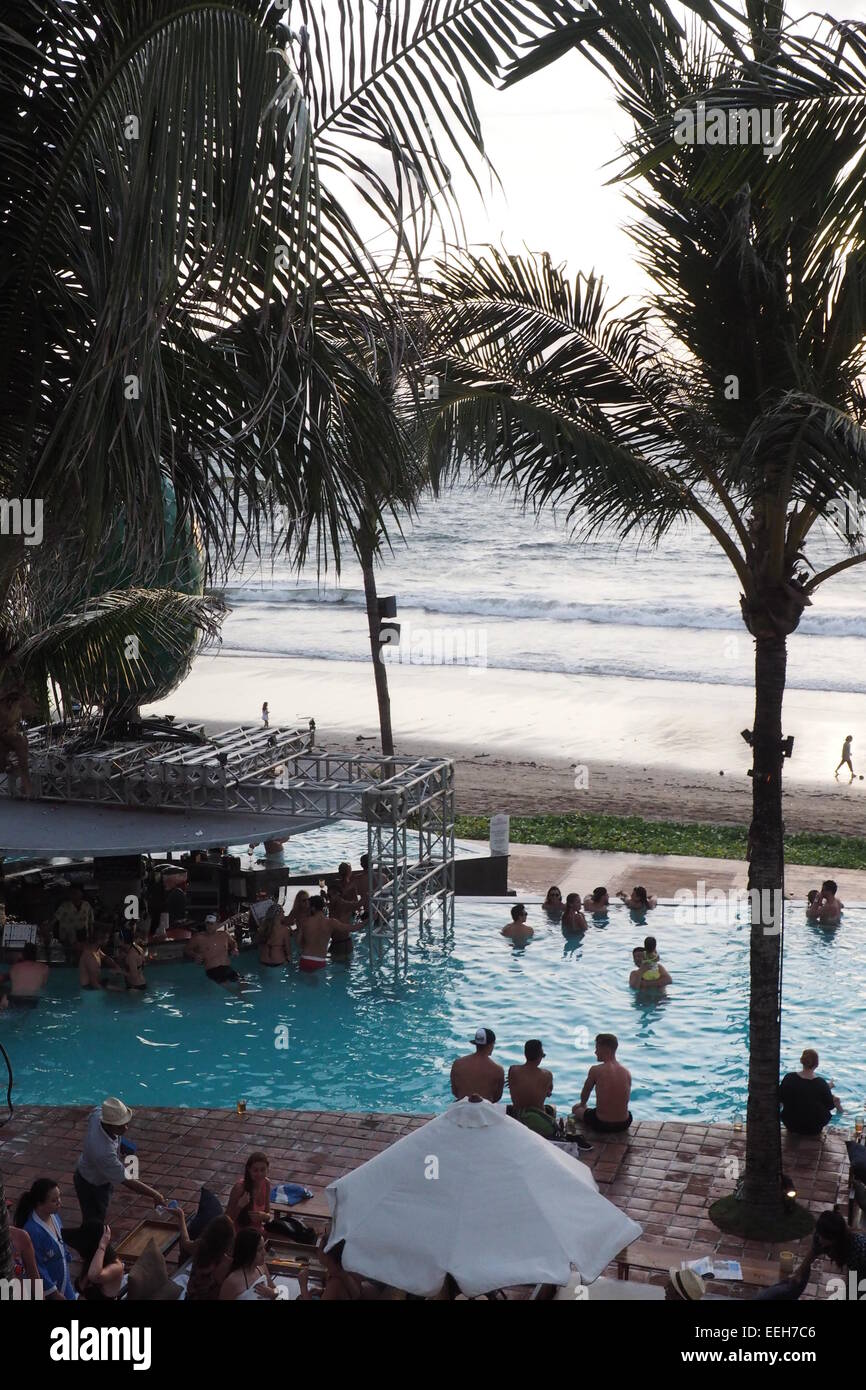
[495,842,866,900]
[0,1106,854,1299]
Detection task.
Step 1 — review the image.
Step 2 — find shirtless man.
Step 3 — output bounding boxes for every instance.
[450,1028,504,1103]
[561,894,587,934]
[297,896,333,973]
[572,1034,633,1134]
[583,886,609,912]
[328,863,359,927]
[501,903,533,942]
[629,945,672,989]
[507,1040,554,1113]
[186,915,240,985]
[807,880,844,924]
[257,904,293,966]
[1,943,49,1009]
[79,935,124,990]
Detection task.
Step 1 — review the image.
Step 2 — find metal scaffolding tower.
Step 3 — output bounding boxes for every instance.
[4,723,455,975]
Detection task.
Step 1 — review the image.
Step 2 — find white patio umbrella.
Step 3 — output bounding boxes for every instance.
[325,1098,642,1296]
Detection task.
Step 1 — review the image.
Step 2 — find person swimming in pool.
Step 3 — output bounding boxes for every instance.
[122,930,148,991]
[186,915,241,985]
[628,944,672,989]
[583,886,609,912]
[0,943,50,1009]
[561,893,587,935]
[807,880,844,924]
[297,896,333,972]
[501,903,533,942]
[78,935,124,990]
[542,886,563,919]
[618,886,657,911]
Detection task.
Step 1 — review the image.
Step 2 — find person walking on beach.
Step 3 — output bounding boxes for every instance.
[572,1033,633,1134]
[835,734,854,781]
[73,1097,164,1224]
[261,701,269,728]
[450,1027,504,1103]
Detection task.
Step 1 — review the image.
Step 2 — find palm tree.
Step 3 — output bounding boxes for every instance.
[422,4,866,1235]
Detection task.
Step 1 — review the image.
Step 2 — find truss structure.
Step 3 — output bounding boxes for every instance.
[5,724,455,974]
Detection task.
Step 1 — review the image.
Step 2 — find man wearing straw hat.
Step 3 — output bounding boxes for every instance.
[73,1096,164,1224]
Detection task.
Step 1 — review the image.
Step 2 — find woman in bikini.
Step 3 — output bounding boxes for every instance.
[256,904,292,967]
[218,1228,281,1300]
[123,933,148,990]
[226,1151,276,1231]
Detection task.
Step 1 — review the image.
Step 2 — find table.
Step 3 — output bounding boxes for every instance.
[616,1240,780,1289]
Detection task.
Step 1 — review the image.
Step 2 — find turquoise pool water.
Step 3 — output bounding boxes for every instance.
[3,900,865,1119]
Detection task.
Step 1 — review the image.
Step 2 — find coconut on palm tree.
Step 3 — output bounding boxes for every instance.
[422,2,866,1236]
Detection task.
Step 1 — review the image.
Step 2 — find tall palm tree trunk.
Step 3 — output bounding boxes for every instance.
[359,530,395,758]
[0,1179,12,1278]
[742,632,787,1211]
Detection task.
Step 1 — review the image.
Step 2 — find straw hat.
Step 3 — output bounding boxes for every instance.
[101,1097,133,1126]
[668,1266,705,1301]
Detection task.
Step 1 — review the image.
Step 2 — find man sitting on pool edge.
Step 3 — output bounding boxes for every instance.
[451,1028,504,1104]
[572,1033,633,1135]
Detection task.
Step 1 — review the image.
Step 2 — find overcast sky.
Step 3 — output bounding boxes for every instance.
[453,0,866,305]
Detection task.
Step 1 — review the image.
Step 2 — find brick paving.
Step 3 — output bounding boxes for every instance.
[0,1107,852,1297]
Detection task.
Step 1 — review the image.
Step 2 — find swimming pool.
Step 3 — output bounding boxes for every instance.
[3,900,865,1119]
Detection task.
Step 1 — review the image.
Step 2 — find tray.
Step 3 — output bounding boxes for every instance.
[115,1218,180,1261]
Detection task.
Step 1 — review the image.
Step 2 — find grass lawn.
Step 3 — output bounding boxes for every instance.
[454,812,866,870]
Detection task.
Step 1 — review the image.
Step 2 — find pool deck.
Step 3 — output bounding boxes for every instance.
[0,1106,855,1298]
[502,842,866,900]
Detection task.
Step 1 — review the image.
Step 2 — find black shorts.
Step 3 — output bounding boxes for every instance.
[206,965,239,983]
[7,995,39,1010]
[126,982,147,991]
[583,1108,632,1133]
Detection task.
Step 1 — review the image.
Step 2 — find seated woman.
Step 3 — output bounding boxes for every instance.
[542,886,563,919]
[256,904,292,967]
[779,1050,842,1135]
[15,1178,77,1300]
[219,1228,281,1300]
[9,1221,41,1286]
[811,1209,866,1282]
[318,1240,383,1301]
[226,1151,286,1234]
[561,893,587,935]
[618,886,657,911]
[67,1221,125,1300]
[175,1214,236,1301]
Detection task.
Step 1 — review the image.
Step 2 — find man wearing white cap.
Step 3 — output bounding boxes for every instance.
[450,1028,504,1103]
[73,1097,164,1224]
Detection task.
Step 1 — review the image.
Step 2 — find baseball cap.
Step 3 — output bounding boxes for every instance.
[472,1027,495,1046]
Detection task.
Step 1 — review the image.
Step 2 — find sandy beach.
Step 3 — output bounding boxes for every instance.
[147,650,866,835]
